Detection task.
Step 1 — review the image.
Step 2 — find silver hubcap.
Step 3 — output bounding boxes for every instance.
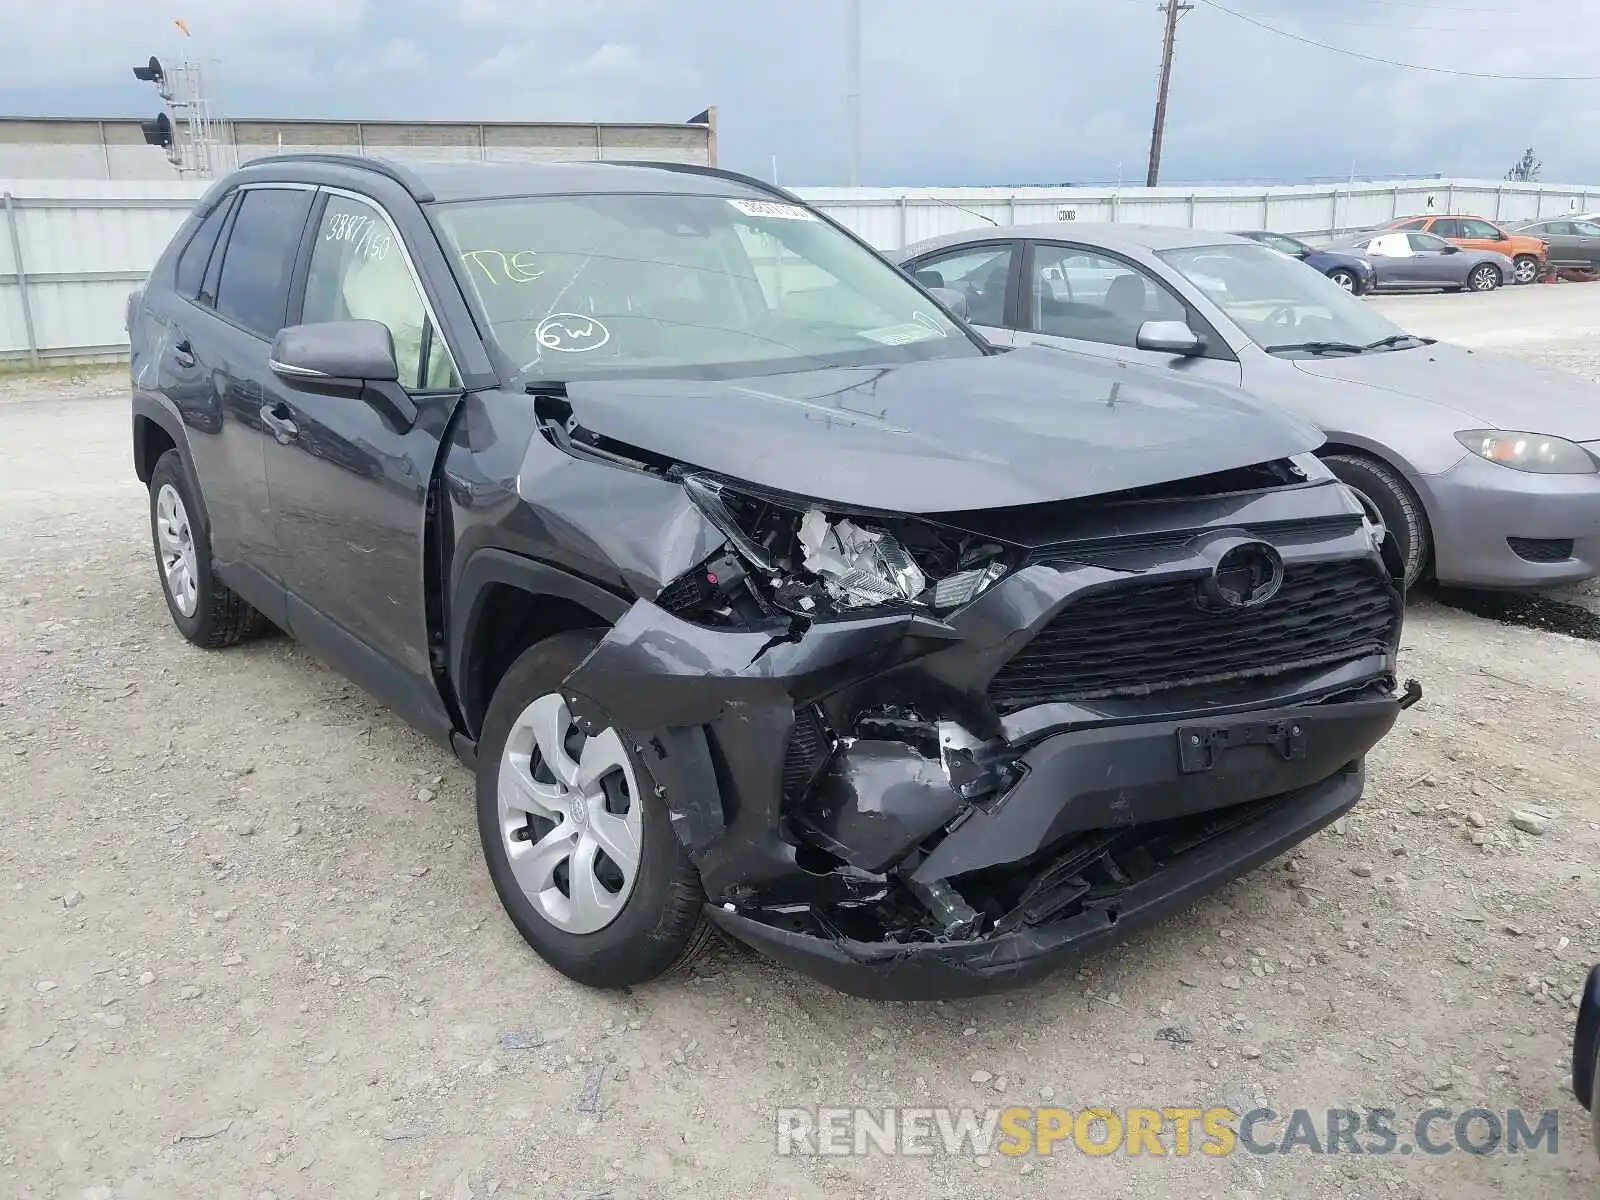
[497,693,643,935]
[1333,273,1354,292]
[154,483,199,618]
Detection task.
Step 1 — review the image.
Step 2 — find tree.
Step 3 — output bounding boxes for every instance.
[1505,148,1542,182]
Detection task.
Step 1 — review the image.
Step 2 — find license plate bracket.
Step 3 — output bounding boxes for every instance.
[1176,719,1307,774]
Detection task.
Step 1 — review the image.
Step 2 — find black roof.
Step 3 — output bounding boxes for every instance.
[225,153,790,206]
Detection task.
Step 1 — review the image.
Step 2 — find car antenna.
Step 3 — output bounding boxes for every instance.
[927,194,998,227]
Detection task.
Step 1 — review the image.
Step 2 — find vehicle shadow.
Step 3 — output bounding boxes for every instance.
[1421,582,1600,642]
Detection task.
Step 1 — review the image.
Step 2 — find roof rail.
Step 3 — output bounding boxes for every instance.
[234,152,434,202]
[602,159,802,205]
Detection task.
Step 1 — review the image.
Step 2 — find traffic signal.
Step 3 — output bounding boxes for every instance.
[140,113,173,149]
[132,56,165,86]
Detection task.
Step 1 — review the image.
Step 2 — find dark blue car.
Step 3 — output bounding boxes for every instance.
[1235,230,1376,295]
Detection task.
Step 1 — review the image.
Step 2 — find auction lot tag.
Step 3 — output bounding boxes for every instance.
[727,198,819,221]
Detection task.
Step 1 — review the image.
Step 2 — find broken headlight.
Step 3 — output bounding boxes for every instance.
[681,474,1011,617]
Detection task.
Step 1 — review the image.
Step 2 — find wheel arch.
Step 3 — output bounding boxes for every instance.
[450,549,631,739]
[132,394,212,535]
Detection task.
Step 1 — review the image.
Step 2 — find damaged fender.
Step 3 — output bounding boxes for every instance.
[560,598,963,899]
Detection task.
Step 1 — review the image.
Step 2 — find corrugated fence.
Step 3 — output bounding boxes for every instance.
[5,175,1599,366]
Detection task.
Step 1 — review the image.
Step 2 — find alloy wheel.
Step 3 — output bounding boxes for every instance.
[154,483,199,617]
[1471,265,1499,292]
[496,692,643,935]
[1513,258,1539,284]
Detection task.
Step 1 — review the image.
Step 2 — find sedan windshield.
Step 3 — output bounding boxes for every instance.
[432,193,979,381]
[1158,242,1419,357]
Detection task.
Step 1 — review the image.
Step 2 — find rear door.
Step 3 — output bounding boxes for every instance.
[156,184,316,620]
[1012,240,1241,385]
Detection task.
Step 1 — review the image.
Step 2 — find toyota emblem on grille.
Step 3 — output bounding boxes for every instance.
[1199,542,1285,611]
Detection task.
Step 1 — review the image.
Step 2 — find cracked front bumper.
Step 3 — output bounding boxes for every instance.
[560,501,1411,997]
[708,763,1365,1000]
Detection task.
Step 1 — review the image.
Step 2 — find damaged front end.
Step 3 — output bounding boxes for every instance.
[559,451,1419,1000]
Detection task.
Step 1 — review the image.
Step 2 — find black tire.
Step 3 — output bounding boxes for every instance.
[147,450,266,648]
[1327,268,1359,294]
[1322,453,1432,589]
[476,630,713,989]
[1468,263,1501,292]
[1512,255,1540,285]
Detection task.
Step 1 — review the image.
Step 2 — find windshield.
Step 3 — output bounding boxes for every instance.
[1157,242,1419,357]
[432,193,979,381]
[1257,232,1309,257]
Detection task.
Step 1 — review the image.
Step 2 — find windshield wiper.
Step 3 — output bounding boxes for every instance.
[1364,333,1434,350]
[1264,340,1368,356]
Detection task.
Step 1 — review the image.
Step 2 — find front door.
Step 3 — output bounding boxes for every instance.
[1011,241,1242,386]
[263,189,463,736]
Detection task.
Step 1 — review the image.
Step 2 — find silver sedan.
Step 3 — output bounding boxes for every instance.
[891,223,1600,589]
[1325,229,1515,293]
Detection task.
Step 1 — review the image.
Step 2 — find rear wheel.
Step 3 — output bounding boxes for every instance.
[1468,263,1501,292]
[1327,268,1359,294]
[1512,255,1540,285]
[1322,452,1431,589]
[476,630,713,988]
[147,450,266,648]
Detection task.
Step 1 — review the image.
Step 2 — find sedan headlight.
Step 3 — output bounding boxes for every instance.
[1455,430,1598,474]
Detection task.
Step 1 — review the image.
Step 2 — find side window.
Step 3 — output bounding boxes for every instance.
[1408,233,1446,253]
[1541,221,1572,236]
[174,195,232,300]
[1394,217,1428,231]
[301,194,458,390]
[1461,218,1502,238]
[214,187,314,339]
[1029,244,1185,348]
[905,244,1015,327]
[1429,218,1463,239]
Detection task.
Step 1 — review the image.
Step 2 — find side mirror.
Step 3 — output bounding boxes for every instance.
[1442,244,1459,254]
[928,286,970,320]
[1136,319,1204,357]
[914,268,946,289]
[269,320,400,392]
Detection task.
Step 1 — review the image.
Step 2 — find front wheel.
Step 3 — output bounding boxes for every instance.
[1512,255,1541,285]
[1468,263,1502,292]
[476,630,713,989]
[1322,452,1432,589]
[1327,268,1359,294]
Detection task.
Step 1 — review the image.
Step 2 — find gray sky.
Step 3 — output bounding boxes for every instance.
[4,0,1598,186]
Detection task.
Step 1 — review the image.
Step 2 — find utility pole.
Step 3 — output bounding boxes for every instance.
[1146,0,1192,187]
[847,0,862,186]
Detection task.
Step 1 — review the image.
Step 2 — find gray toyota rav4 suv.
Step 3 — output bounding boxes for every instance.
[128,154,1417,998]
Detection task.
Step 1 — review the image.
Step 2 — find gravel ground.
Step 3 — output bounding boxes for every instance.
[2,286,1599,1199]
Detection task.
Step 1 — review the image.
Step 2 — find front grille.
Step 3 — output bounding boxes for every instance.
[988,559,1398,711]
[1507,537,1574,564]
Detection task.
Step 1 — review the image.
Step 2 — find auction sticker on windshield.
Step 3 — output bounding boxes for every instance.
[727,198,819,221]
[860,322,946,346]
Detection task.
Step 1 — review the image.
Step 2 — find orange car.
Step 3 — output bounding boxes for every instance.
[1384,214,1547,284]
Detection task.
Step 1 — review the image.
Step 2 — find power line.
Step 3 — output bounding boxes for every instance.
[1192,0,1600,80]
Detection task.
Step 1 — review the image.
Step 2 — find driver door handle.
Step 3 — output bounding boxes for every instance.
[260,402,299,444]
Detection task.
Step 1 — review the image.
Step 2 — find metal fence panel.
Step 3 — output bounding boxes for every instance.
[5,175,1600,365]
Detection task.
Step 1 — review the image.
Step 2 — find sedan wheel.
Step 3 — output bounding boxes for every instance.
[1327,269,1358,293]
[1469,264,1501,292]
[1512,256,1540,285]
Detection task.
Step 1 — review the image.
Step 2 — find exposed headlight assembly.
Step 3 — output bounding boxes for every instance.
[682,474,1011,617]
[1455,430,1598,474]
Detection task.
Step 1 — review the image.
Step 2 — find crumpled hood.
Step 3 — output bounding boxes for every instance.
[561,347,1320,513]
[1292,342,1600,442]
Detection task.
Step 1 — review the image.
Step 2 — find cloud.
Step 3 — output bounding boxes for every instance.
[1,0,1597,186]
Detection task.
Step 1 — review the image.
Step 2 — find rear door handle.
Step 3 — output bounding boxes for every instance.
[172,338,195,369]
[259,403,299,444]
